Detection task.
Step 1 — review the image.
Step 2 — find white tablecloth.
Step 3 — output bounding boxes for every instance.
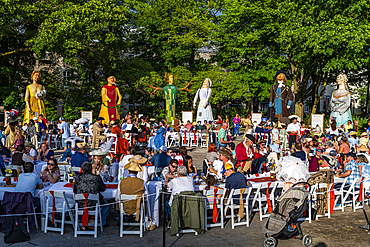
[33,161,47,175]
[147,181,162,227]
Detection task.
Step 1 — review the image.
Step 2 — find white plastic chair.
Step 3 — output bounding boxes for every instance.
[224,188,252,229]
[253,182,278,221]
[201,133,208,148]
[119,194,145,237]
[342,177,363,212]
[332,177,348,212]
[203,189,225,229]
[106,133,117,154]
[181,133,190,147]
[43,191,75,235]
[74,193,103,238]
[190,133,198,147]
[58,165,71,182]
[311,183,332,220]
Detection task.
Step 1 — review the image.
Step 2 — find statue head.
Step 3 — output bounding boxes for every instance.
[202,78,212,88]
[31,71,40,82]
[337,73,349,90]
[107,76,116,85]
[168,74,174,85]
[274,70,289,85]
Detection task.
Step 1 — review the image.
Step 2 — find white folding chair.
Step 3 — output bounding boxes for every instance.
[201,133,208,148]
[203,189,225,229]
[342,177,363,212]
[181,133,190,147]
[253,182,278,221]
[173,132,180,147]
[74,193,103,238]
[332,177,348,212]
[118,167,126,180]
[119,194,145,237]
[106,133,117,154]
[224,188,252,229]
[58,165,71,182]
[190,133,198,147]
[44,191,75,235]
[311,183,332,220]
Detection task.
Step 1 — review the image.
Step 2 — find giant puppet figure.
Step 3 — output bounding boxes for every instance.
[329,73,352,126]
[269,70,294,124]
[23,71,47,124]
[148,73,191,123]
[98,76,122,125]
[193,78,213,122]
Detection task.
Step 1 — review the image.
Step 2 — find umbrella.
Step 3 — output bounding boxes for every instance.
[276,156,309,184]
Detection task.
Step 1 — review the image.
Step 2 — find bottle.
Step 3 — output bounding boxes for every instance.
[195,174,199,185]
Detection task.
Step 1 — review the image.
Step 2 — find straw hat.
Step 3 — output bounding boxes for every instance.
[192,122,197,126]
[306,138,312,142]
[24,142,35,148]
[149,118,155,122]
[89,149,109,156]
[76,142,91,150]
[128,155,148,164]
[274,140,281,145]
[361,132,368,137]
[348,131,357,136]
[358,144,369,152]
[124,161,143,172]
[257,139,266,145]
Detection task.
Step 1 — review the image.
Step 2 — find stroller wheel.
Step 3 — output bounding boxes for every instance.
[302,235,312,246]
[263,237,277,247]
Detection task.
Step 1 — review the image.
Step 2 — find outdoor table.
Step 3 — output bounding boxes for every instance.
[33,161,47,175]
[110,163,119,181]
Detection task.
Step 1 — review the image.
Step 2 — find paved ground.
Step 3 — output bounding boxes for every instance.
[2,136,370,246]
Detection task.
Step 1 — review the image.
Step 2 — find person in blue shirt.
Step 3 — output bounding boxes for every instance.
[149,145,171,168]
[59,117,70,151]
[15,162,43,207]
[71,142,90,167]
[154,120,166,151]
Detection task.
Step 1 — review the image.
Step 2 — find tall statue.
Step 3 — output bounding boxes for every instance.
[269,70,294,124]
[23,71,47,124]
[98,76,122,125]
[148,73,191,123]
[193,78,213,122]
[329,73,352,126]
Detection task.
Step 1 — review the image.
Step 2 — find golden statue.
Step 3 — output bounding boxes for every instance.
[23,71,47,124]
[148,73,191,123]
[98,76,122,125]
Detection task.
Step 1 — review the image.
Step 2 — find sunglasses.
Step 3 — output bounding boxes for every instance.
[47,163,55,166]
[171,165,178,168]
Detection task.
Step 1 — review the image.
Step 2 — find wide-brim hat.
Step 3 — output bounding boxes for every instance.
[192,122,197,126]
[361,132,368,137]
[76,142,91,150]
[96,117,105,121]
[358,144,369,152]
[89,149,109,156]
[321,154,337,168]
[306,138,313,142]
[289,115,301,122]
[243,134,255,143]
[348,131,357,136]
[128,155,147,164]
[149,118,155,122]
[270,143,281,153]
[257,139,266,145]
[24,142,34,148]
[274,139,281,145]
[124,161,143,172]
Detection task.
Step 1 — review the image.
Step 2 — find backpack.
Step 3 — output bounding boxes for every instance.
[4,216,30,244]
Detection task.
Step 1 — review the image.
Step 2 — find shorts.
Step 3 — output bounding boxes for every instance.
[62,138,68,148]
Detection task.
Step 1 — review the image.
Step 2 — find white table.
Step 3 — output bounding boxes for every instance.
[147,181,162,227]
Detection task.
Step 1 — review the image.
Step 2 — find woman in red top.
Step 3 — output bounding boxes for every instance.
[111,119,129,154]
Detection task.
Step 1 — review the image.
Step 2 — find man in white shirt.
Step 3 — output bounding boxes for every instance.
[24,142,37,161]
[167,166,194,206]
[209,147,234,179]
[287,116,300,149]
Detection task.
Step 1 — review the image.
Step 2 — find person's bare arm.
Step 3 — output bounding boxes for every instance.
[36,183,44,189]
[335,170,351,178]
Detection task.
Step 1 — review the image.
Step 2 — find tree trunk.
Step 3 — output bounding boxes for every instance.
[291,63,304,119]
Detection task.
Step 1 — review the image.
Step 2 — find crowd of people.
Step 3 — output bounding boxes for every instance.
[2,108,370,233]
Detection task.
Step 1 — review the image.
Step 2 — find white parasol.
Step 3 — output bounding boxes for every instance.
[276,156,309,184]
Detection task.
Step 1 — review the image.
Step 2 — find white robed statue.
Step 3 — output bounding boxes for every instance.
[329,73,352,126]
[193,78,213,122]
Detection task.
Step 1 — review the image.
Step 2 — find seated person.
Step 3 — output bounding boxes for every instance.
[24,142,37,161]
[14,162,43,207]
[73,162,109,227]
[167,166,194,207]
[71,142,90,167]
[115,161,145,221]
[335,152,361,189]
[0,142,11,158]
[12,144,33,176]
[119,146,137,169]
[204,175,223,205]
[224,163,250,204]
[206,143,219,165]
[162,159,178,186]
[184,155,197,176]
[61,146,78,162]
[149,146,171,168]
[91,152,111,182]
[292,143,307,161]
[37,143,55,162]
[39,158,60,183]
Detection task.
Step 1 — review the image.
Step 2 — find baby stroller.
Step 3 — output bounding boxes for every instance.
[262,182,312,247]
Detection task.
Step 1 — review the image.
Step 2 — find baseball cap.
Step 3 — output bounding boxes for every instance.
[160,146,167,152]
[224,163,233,171]
[345,152,356,159]
[329,150,338,157]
